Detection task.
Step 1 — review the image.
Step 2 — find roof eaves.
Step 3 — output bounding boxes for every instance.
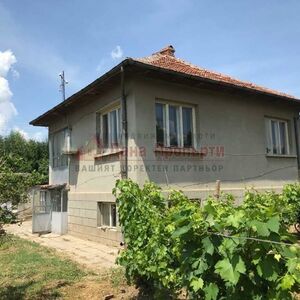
[30,58,132,126]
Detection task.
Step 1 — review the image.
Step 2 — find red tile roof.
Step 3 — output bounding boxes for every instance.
[135,45,296,100]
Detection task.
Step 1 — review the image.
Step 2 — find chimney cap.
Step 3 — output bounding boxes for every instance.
[154,45,175,57]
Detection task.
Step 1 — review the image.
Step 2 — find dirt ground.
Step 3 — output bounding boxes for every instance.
[60,276,139,300]
[5,220,119,272]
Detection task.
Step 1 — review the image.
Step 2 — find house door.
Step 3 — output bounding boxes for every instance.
[51,189,68,235]
[32,189,52,233]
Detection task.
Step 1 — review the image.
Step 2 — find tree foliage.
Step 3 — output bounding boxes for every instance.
[113,180,300,299]
[0,131,48,207]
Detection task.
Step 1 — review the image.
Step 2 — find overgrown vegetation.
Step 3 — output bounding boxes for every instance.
[0,131,48,204]
[0,131,48,230]
[114,180,300,299]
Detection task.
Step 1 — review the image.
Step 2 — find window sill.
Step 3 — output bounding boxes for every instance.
[154,146,204,156]
[62,149,78,155]
[97,226,117,231]
[266,154,297,158]
[94,149,123,159]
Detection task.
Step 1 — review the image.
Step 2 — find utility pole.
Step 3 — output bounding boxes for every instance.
[59,71,68,101]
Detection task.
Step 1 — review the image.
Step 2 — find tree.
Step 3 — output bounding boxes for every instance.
[0,131,48,206]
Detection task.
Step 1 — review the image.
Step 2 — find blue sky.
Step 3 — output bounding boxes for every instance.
[0,0,300,140]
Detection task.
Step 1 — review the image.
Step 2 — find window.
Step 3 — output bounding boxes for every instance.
[51,189,68,212]
[155,102,195,148]
[36,191,51,214]
[51,129,68,168]
[265,118,289,155]
[97,107,121,152]
[97,202,117,227]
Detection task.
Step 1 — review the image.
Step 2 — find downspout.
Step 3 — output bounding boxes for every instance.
[119,66,128,247]
[293,115,300,178]
[121,65,128,179]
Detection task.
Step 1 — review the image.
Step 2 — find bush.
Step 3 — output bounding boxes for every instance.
[0,206,17,236]
[282,184,300,226]
[113,180,300,299]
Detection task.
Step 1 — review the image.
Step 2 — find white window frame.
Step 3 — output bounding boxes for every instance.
[98,106,121,152]
[265,118,290,155]
[155,101,196,148]
[97,202,117,228]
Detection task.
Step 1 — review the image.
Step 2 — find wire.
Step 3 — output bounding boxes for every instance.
[208,231,299,247]
[115,182,300,248]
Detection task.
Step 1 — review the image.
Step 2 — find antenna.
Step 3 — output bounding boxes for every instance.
[59,71,68,101]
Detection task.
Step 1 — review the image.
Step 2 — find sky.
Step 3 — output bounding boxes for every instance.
[0,0,300,141]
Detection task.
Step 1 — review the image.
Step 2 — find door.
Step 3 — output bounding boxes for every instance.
[32,189,52,233]
[51,189,68,235]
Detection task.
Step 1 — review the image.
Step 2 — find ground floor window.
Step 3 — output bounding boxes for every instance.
[97,202,117,227]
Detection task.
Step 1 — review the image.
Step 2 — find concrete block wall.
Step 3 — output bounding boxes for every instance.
[68,198,122,246]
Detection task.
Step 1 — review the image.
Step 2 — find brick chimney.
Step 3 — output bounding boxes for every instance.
[155,45,175,57]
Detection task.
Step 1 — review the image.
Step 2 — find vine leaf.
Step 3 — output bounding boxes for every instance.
[281,274,295,290]
[215,255,245,284]
[266,216,280,233]
[202,237,214,255]
[257,256,278,281]
[204,283,219,300]
[172,224,192,238]
[250,220,270,237]
[190,277,203,292]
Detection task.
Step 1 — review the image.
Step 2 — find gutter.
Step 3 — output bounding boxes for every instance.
[294,115,300,171]
[120,65,128,179]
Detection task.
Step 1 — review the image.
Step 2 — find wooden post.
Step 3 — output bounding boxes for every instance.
[214,180,221,199]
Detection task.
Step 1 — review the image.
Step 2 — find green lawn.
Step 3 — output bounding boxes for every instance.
[0,235,87,299]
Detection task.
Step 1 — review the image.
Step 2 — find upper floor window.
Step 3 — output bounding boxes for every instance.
[265,118,289,155]
[155,102,195,148]
[97,107,121,152]
[51,128,68,168]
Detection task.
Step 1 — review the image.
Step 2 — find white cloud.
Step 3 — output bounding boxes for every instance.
[32,131,47,142]
[110,45,123,60]
[0,77,12,104]
[13,126,47,141]
[0,50,17,77]
[13,126,29,140]
[0,50,18,134]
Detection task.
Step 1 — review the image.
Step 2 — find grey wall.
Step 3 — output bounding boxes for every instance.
[47,79,136,245]
[129,76,299,201]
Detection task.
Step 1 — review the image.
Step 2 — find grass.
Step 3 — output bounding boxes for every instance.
[0,234,138,299]
[0,235,87,299]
